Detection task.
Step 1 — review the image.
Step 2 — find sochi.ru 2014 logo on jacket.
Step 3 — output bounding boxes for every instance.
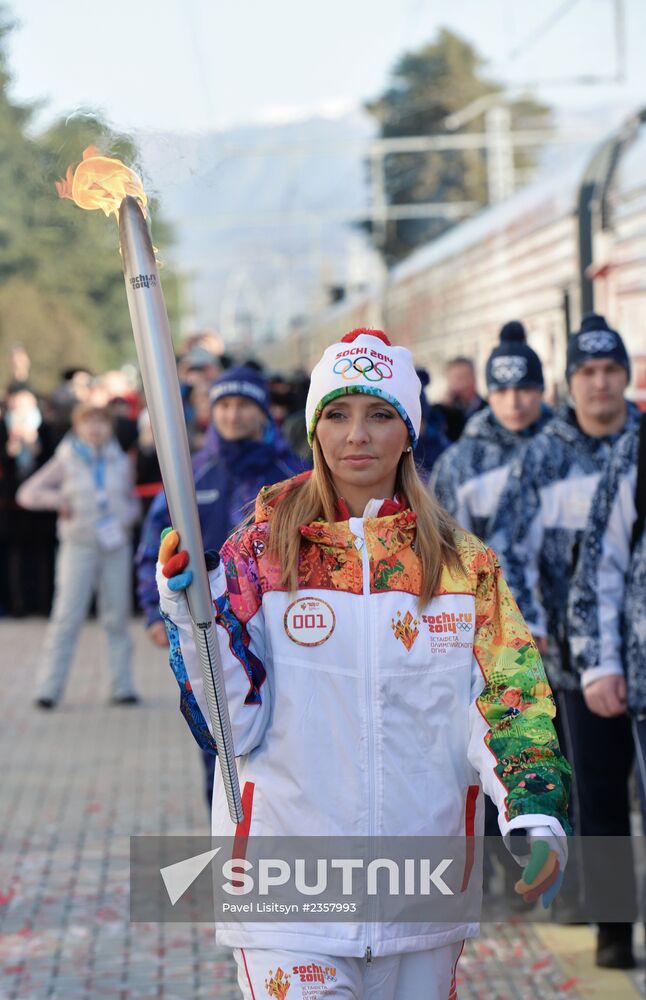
[391,609,474,654]
[265,961,338,998]
[422,611,474,654]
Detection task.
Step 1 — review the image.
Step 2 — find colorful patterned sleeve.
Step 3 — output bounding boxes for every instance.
[466,544,571,838]
[157,531,269,757]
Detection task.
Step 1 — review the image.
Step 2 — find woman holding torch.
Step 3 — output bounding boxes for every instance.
[157,329,570,999]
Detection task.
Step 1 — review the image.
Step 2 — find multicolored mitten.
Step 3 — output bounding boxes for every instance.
[514,838,564,909]
[158,527,193,592]
[158,528,220,591]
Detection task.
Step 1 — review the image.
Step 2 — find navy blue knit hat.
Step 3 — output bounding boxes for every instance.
[209,365,270,415]
[566,313,630,382]
[485,321,544,392]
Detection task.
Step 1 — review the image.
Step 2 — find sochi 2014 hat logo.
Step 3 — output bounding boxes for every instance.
[332,344,393,382]
[578,331,617,353]
[284,597,336,646]
[490,356,528,384]
[333,356,392,381]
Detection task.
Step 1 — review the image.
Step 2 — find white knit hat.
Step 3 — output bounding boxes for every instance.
[306,329,422,445]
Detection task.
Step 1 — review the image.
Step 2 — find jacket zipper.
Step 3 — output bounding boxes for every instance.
[352,520,375,964]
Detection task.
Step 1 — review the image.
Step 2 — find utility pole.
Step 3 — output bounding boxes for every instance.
[369,148,387,248]
[614,0,626,83]
[446,93,518,205]
[485,105,515,203]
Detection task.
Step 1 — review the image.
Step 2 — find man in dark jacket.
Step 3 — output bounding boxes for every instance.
[431,321,550,543]
[568,424,646,789]
[491,313,639,968]
[136,366,305,802]
[431,321,551,895]
[413,368,450,479]
[568,427,643,711]
[437,356,487,440]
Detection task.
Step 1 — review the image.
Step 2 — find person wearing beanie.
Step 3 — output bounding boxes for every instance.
[432,320,551,546]
[208,364,272,417]
[568,419,646,906]
[156,327,570,999]
[486,320,545,393]
[566,312,630,383]
[431,320,553,896]
[135,363,305,803]
[490,311,639,968]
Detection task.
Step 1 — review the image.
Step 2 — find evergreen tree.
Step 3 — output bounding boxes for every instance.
[0,15,177,390]
[365,29,551,264]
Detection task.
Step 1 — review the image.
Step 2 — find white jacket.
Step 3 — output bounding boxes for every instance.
[16,434,140,545]
[158,482,570,957]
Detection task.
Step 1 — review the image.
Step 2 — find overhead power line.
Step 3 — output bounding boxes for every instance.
[178,0,216,125]
[508,0,582,61]
[505,0,625,87]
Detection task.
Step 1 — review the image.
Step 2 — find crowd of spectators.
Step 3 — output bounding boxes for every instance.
[0,333,465,620]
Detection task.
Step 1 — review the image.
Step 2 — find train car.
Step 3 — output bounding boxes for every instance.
[297,107,646,404]
[589,114,646,404]
[382,159,584,397]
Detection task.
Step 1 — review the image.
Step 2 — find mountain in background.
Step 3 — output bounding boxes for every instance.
[136,109,382,349]
[135,102,635,351]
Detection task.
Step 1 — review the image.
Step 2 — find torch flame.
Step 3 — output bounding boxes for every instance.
[55,145,147,218]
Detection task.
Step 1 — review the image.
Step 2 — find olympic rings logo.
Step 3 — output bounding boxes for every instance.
[333,356,393,382]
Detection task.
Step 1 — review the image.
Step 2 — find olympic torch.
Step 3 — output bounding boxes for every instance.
[119,197,243,823]
[56,150,243,823]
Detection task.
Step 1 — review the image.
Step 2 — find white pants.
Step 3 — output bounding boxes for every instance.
[36,540,135,702]
[233,942,463,1000]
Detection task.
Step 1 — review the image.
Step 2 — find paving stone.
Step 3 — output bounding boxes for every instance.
[2,618,644,999]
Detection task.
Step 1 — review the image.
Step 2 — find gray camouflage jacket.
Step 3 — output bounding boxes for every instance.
[430,405,552,544]
[568,426,646,714]
[489,404,640,691]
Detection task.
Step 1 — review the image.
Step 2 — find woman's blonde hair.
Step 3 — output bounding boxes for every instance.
[266,437,463,605]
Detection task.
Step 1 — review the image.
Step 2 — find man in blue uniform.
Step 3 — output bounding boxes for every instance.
[492,313,639,967]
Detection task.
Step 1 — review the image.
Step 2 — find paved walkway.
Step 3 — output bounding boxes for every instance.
[0,618,643,999]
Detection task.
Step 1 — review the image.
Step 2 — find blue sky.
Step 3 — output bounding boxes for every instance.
[8,0,646,134]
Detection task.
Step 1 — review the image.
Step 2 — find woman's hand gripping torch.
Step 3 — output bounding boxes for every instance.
[118,196,243,823]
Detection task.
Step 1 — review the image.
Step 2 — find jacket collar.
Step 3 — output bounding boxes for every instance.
[546,400,640,447]
[254,470,416,553]
[334,494,408,521]
[60,433,121,463]
[299,507,417,553]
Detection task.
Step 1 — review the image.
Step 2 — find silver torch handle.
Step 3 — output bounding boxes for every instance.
[119,195,243,824]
